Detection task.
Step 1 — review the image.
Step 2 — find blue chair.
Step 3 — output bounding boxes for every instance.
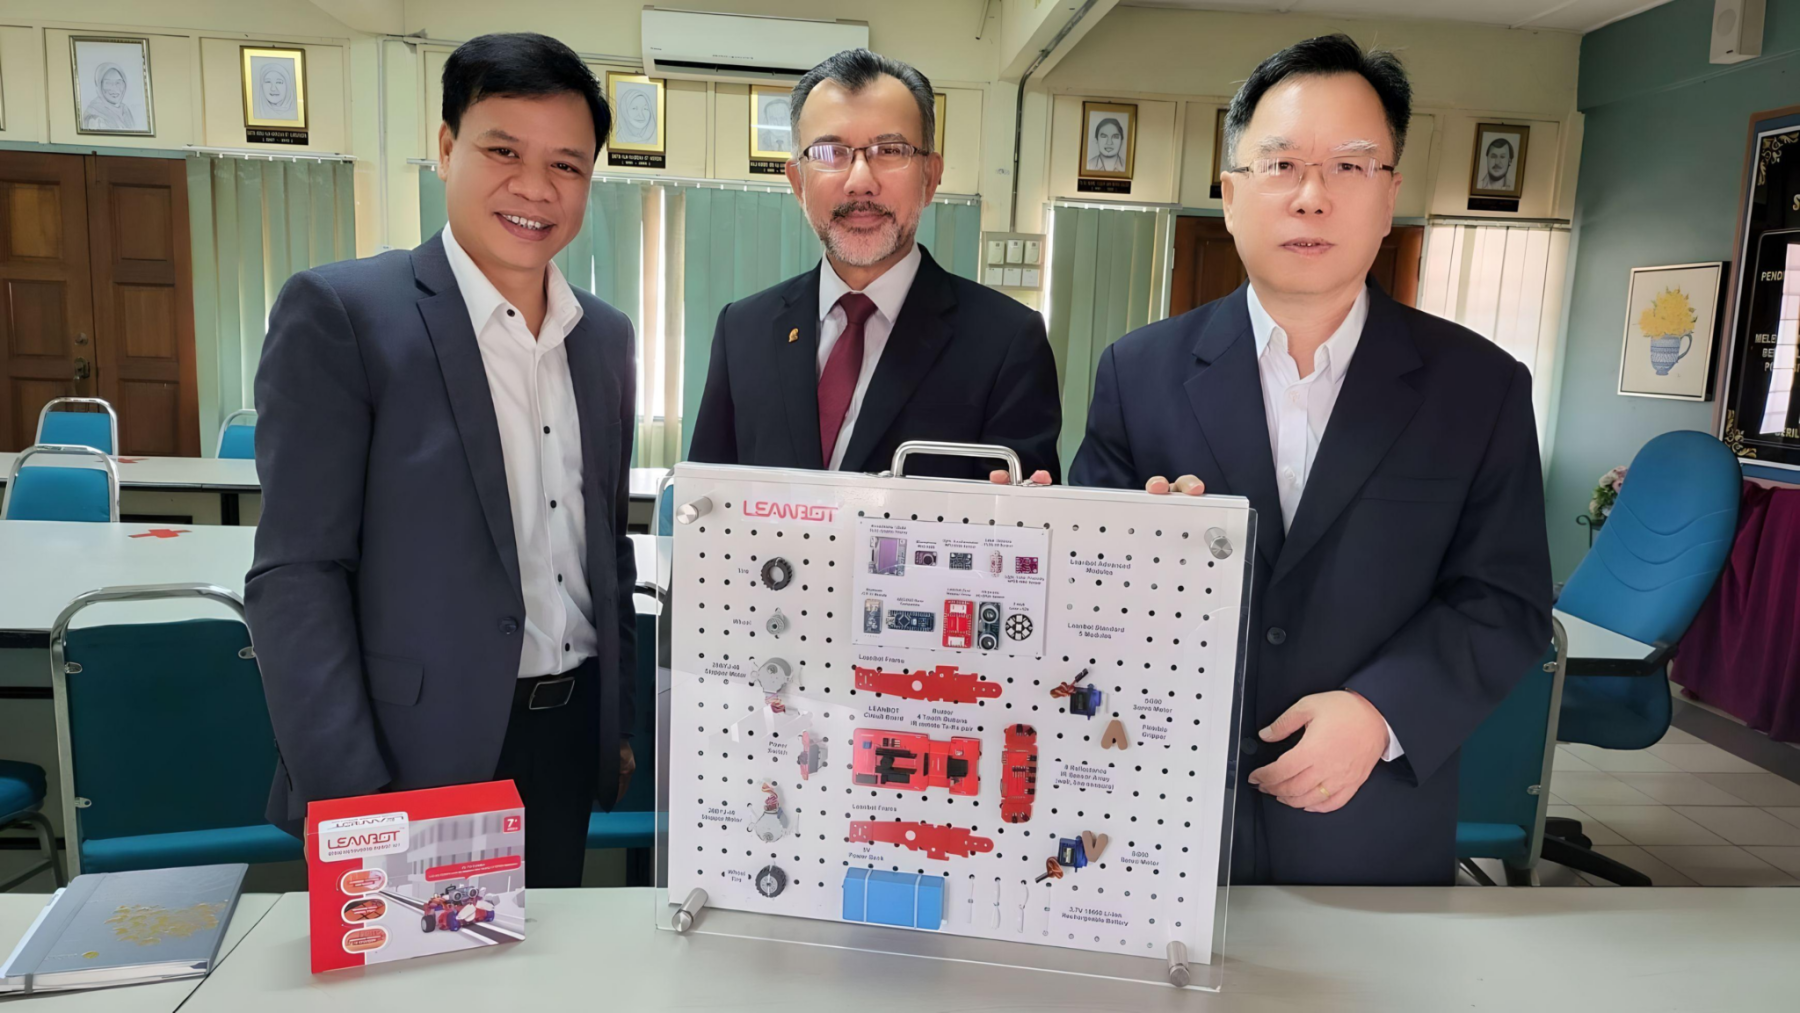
[50,584,302,875]
[1546,430,1741,885]
[216,409,258,460]
[587,609,658,883]
[2,445,119,522]
[36,397,118,456]
[0,761,64,892]
[1456,618,1566,885]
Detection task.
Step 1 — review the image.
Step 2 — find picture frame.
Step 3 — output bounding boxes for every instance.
[932,92,946,158]
[749,84,794,162]
[1469,122,1528,199]
[606,71,665,154]
[1078,100,1136,180]
[1618,262,1725,401]
[71,35,154,136]
[240,46,308,131]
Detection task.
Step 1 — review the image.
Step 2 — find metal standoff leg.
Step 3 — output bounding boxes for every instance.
[1166,940,1192,988]
[1204,527,1233,560]
[676,496,713,525]
[672,888,709,933]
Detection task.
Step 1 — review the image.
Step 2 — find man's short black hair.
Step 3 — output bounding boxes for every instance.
[1224,33,1411,169]
[442,33,610,153]
[790,49,935,156]
[1486,137,1515,159]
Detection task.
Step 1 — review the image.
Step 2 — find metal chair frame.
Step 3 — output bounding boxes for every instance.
[36,397,120,456]
[2,444,121,521]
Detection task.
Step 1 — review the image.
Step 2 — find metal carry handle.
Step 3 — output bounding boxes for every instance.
[885,441,1023,484]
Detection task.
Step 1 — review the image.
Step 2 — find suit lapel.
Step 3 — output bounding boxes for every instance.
[562,307,621,546]
[413,234,524,604]
[836,248,956,473]
[1272,285,1425,586]
[774,270,825,469]
[1183,286,1283,570]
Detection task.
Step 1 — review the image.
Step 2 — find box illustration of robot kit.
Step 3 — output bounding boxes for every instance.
[305,780,527,973]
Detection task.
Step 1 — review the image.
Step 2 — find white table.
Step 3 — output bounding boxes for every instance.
[164,886,1799,1012]
[0,893,276,1011]
[1555,608,1656,661]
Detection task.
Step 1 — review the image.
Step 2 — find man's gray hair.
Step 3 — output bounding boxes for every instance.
[789,49,935,157]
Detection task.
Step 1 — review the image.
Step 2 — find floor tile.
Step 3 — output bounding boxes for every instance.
[1655,725,1702,745]
[1564,744,1681,773]
[1669,806,1800,846]
[1545,771,1658,806]
[1582,844,1696,886]
[1611,772,1750,806]
[1544,805,1627,845]
[1694,772,1800,807]
[1576,805,1727,845]
[1532,859,1590,887]
[1764,808,1800,831]
[1551,747,1599,774]
[1647,742,1767,774]
[1742,846,1800,877]
[1642,846,1799,886]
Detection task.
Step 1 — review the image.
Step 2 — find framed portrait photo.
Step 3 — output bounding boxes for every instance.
[932,92,946,158]
[749,84,794,162]
[1469,122,1528,198]
[607,72,665,154]
[71,35,154,136]
[1078,100,1136,180]
[1618,262,1725,401]
[241,46,307,131]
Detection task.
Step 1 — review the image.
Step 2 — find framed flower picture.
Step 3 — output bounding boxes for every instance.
[1618,262,1725,401]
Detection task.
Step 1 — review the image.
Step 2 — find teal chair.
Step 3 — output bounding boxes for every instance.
[216,409,258,460]
[1456,618,1567,885]
[0,761,63,891]
[50,584,301,875]
[587,609,658,882]
[36,397,118,456]
[2,445,119,522]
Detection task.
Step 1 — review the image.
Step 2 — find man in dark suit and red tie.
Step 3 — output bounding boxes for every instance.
[688,49,1061,480]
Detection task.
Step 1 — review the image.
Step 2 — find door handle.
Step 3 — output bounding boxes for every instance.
[73,356,91,381]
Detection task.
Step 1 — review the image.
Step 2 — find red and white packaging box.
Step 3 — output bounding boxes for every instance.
[306,780,526,973]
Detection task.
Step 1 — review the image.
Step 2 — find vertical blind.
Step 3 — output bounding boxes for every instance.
[187,154,355,454]
[1046,205,1164,471]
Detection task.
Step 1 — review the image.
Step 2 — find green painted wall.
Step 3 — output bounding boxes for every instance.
[1547,0,1800,578]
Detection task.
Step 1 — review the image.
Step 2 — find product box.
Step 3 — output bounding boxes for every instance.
[306,780,526,973]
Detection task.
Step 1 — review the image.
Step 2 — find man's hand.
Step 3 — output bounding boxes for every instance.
[1247,691,1389,813]
[1145,474,1205,496]
[617,742,637,805]
[989,469,1053,485]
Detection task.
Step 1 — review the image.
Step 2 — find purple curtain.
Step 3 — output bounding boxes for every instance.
[1675,481,1800,742]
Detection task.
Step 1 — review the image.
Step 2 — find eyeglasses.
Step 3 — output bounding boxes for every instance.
[1226,156,1396,195]
[798,141,924,174]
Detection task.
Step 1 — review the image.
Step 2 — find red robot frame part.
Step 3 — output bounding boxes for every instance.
[1000,724,1038,824]
[851,728,981,796]
[848,820,995,860]
[853,664,1002,703]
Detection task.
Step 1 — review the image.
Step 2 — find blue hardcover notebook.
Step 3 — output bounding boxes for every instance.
[0,863,246,994]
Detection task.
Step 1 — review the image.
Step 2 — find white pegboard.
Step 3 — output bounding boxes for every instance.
[662,462,1252,967]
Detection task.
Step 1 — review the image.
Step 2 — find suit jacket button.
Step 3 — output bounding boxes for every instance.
[1240,736,1260,756]
[500,617,519,635]
[1265,626,1287,645]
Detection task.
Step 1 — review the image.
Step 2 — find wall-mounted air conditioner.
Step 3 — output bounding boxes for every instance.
[641,8,869,84]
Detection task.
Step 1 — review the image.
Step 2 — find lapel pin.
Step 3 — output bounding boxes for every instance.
[787,328,799,343]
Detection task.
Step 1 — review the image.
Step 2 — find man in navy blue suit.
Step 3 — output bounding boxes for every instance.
[1014,35,1551,884]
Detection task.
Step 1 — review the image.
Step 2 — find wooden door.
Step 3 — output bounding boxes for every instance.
[87,156,199,456]
[0,151,95,451]
[1168,217,1425,317]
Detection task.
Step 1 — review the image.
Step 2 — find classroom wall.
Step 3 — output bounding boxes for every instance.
[1544,0,1800,579]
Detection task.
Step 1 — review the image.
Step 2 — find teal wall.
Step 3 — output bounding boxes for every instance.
[1547,0,1800,578]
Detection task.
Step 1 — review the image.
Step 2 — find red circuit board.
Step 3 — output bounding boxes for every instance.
[942,599,973,649]
[853,664,1001,703]
[848,820,994,860]
[851,728,980,796]
[1000,724,1038,823]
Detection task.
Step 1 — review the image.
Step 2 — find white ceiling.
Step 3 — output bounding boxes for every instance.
[1117,0,1676,34]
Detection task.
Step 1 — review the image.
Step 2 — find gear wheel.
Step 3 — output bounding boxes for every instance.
[760,556,794,590]
[1005,614,1033,641]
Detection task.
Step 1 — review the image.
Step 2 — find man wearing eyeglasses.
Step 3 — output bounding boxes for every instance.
[689,49,1060,480]
[1062,35,1551,885]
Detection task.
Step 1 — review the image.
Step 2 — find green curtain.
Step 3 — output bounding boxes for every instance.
[915,200,982,280]
[187,155,354,455]
[1047,206,1159,471]
[678,187,821,457]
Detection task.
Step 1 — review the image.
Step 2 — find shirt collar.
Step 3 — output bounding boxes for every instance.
[818,243,923,324]
[441,223,584,340]
[1246,283,1369,379]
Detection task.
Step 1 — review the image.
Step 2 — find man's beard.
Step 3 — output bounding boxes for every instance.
[812,200,917,268]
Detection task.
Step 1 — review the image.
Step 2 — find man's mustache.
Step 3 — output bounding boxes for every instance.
[831,202,894,222]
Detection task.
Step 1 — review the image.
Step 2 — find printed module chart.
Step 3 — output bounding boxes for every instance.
[660,461,1254,982]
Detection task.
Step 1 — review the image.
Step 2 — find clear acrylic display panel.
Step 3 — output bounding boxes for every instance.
[650,462,1255,991]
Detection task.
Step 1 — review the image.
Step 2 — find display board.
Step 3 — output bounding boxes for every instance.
[1721,107,1800,469]
[656,458,1255,988]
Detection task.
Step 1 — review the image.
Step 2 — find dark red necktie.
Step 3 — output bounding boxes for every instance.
[817,292,877,467]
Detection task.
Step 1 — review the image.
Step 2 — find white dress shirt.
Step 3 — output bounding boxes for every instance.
[1246,283,1402,763]
[443,225,597,678]
[816,244,923,470]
